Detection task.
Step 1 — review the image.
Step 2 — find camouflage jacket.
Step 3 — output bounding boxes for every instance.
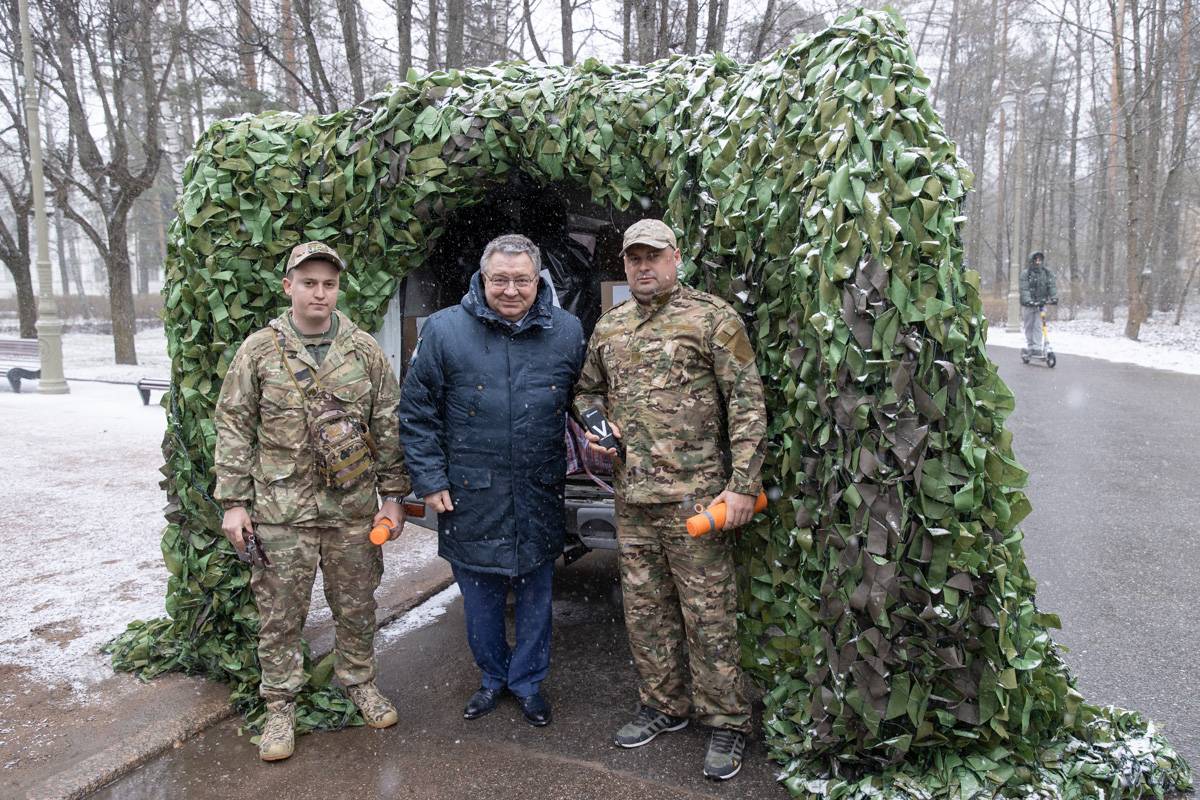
[213,310,410,526]
[574,284,767,504]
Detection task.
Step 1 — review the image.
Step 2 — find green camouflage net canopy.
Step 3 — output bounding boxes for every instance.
[109,8,1191,797]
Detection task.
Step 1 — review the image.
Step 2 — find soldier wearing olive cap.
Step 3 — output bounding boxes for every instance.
[214,241,411,761]
[575,219,767,780]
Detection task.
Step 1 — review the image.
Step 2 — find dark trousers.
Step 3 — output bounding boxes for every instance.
[451,560,554,698]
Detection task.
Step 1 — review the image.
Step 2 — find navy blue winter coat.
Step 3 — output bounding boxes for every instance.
[398,271,586,576]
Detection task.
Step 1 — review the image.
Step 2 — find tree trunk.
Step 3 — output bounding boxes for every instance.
[336,0,366,101]
[1152,0,1193,313]
[1067,0,1083,318]
[1119,0,1147,339]
[296,0,335,111]
[280,0,301,108]
[705,0,722,51]
[684,0,698,54]
[237,0,258,92]
[716,0,728,50]
[1105,0,1125,324]
[397,0,412,75]
[106,220,138,365]
[561,0,574,64]
[54,200,88,311]
[656,0,669,57]
[5,256,36,338]
[623,0,633,61]
[994,105,1008,294]
[634,0,656,62]
[1175,259,1198,324]
[178,0,206,131]
[428,0,441,69]
[445,0,464,68]
[522,0,548,61]
[751,0,776,59]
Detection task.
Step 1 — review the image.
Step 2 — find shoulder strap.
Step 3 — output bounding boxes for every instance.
[272,326,329,393]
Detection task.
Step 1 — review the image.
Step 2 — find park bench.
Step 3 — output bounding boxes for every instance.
[0,338,41,393]
[136,377,170,405]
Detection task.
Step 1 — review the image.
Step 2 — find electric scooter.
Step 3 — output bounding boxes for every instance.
[1020,303,1057,368]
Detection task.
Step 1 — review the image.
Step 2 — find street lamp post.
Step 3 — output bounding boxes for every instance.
[18,0,68,394]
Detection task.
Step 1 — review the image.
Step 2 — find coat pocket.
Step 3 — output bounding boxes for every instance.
[448,463,492,490]
[533,455,566,486]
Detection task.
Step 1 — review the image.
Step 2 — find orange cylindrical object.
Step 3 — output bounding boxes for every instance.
[369,517,395,545]
[686,491,769,537]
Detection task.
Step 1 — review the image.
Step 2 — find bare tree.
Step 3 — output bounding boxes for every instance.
[38,0,179,364]
[0,20,36,338]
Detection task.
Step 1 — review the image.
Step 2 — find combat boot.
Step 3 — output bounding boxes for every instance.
[258,702,295,762]
[347,680,398,728]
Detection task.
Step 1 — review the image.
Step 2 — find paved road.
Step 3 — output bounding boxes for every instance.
[90,346,1198,798]
[89,552,783,799]
[991,346,1198,769]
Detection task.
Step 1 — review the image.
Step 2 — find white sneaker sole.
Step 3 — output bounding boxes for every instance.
[614,718,688,748]
[703,760,743,780]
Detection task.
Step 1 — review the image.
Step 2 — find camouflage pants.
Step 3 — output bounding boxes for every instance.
[615,498,751,732]
[251,520,383,707]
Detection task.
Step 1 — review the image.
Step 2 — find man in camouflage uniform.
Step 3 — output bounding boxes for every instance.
[214,241,410,761]
[575,219,767,780]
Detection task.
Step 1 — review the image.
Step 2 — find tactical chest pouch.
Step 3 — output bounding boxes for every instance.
[273,333,378,490]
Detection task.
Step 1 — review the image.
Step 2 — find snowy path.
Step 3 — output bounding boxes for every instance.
[986,308,1200,375]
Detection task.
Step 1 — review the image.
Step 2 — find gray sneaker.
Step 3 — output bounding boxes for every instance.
[613,705,688,748]
[258,702,295,762]
[702,728,746,780]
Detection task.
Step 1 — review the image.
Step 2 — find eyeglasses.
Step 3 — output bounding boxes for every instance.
[483,275,536,290]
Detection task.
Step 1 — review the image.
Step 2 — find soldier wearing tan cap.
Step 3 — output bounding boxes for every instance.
[574,219,767,780]
[213,240,410,761]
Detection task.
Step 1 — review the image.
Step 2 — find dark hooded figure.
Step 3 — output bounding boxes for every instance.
[1019,251,1058,352]
[398,233,585,728]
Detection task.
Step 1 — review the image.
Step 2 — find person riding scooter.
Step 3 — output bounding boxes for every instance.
[1019,251,1058,357]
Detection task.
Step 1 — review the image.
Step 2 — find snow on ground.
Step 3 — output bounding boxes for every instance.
[374,585,462,646]
[0,377,439,706]
[0,382,170,697]
[59,327,171,383]
[987,306,1200,375]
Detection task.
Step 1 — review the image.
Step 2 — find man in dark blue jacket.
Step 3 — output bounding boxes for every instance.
[398,233,585,727]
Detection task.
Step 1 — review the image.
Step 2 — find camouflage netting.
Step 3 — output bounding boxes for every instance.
[108,8,1191,796]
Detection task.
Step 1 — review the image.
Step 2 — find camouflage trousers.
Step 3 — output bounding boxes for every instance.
[615,498,751,733]
[251,520,383,707]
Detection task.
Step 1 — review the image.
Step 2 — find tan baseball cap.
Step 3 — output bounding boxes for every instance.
[286,241,346,272]
[621,219,678,254]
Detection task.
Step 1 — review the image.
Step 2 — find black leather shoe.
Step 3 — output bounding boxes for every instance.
[463,686,504,720]
[516,692,551,727]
